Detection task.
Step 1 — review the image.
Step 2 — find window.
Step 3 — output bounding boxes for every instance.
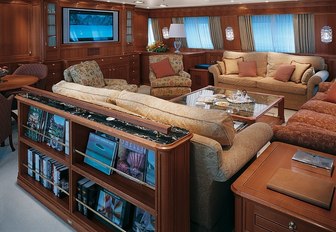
[148,18,155,45]
[251,14,295,53]
[184,17,214,49]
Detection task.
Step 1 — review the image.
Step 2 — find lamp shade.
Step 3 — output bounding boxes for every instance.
[169,24,186,38]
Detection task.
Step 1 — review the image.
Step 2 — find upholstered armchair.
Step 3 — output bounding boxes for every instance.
[63,60,138,92]
[149,54,192,99]
[0,94,15,151]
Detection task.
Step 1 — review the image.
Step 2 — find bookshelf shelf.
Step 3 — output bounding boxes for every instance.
[16,87,192,232]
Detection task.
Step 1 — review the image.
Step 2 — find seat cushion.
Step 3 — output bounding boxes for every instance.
[115,91,235,146]
[104,84,138,92]
[257,77,307,95]
[301,99,336,116]
[218,75,263,88]
[323,82,336,103]
[150,76,192,88]
[150,87,191,98]
[68,61,105,88]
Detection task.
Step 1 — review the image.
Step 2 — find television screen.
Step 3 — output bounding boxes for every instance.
[63,8,119,43]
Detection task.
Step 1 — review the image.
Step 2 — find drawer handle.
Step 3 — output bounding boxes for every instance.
[288,221,296,231]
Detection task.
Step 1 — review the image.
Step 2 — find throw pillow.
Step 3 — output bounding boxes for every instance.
[150,58,175,78]
[69,61,105,88]
[290,60,311,83]
[301,67,315,84]
[238,61,257,77]
[324,82,336,103]
[223,57,243,74]
[274,65,296,82]
[216,61,225,74]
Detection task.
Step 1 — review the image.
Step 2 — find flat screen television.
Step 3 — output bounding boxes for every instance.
[62,8,119,44]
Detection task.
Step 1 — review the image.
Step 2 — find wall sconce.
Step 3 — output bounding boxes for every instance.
[321,26,332,43]
[225,27,234,41]
[162,27,169,39]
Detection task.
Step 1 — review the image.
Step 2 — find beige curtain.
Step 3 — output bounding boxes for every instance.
[172,17,187,48]
[238,16,255,51]
[209,16,224,49]
[151,18,163,41]
[293,14,315,54]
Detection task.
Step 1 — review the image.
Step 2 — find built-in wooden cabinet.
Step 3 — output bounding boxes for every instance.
[16,87,191,231]
[44,1,60,61]
[44,61,63,91]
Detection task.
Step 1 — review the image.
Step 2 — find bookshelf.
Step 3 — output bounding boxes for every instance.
[16,86,192,232]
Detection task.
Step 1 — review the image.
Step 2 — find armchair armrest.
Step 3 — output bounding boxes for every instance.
[178,70,191,78]
[307,70,329,99]
[208,64,221,86]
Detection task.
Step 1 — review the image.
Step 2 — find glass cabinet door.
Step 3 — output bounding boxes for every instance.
[47,3,57,47]
[126,10,133,44]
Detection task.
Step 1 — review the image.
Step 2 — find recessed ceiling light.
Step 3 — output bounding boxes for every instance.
[134,0,144,3]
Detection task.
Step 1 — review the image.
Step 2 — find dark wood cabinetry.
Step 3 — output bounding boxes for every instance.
[16,87,192,231]
[44,61,63,91]
[189,68,214,91]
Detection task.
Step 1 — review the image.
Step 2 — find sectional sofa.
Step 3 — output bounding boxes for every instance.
[52,80,273,232]
[208,51,329,110]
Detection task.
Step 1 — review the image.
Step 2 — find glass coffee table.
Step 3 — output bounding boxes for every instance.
[171,86,285,126]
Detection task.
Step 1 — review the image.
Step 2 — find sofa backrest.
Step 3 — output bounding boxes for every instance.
[266,52,326,77]
[223,51,268,77]
[114,91,236,147]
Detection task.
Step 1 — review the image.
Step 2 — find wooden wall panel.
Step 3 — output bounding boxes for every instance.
[314,14,336,55]
[221,16,241,51]
[134,9,149,51]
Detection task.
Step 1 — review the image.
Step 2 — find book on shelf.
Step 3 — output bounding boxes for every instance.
[42,156,52,189]
[27,148,35,178]
[26,106,44,141]
[132,206,155,232]
[81,180,98,218]
[145,150,155,187]
[64,120,70,155]
[84,132,118,175]
[45,113,67,152]
[95,187,130,229]
[55,166,69,198]
[34,152,41,182]
[116,139,147,181]
[77,177,90,214]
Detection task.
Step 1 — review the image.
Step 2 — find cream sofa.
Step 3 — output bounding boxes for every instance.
[52,80,273,232]
[208,51,329,110]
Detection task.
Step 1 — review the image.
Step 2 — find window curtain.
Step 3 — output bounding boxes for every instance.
[238,16,255,51]
[184,17,214,49]
[209,16,224,49]
[172,17,187,48]
[251,14,295,53]
[151,18,162,42]
[293,14,315,54]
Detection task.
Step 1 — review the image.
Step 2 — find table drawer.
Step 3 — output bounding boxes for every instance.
[245,200,330,232]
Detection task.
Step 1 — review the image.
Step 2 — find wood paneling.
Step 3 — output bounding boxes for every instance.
[134,9,149,51]
[221,16,241,51]
[315,14,336,55]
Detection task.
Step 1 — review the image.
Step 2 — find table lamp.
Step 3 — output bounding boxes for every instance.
[169,24,186,53]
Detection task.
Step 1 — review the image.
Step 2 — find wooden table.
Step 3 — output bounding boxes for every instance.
[0,75,38,92]
[231,142,336,232]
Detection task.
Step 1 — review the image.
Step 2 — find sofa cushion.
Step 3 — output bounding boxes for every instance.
[257,77,307,95]
[238,61,257,77]
[274,65,295,82]
[223,51,268,77]
[218,75,263,88]
[301,99,336,117]
[324,82,336,103]
[216,61,225,74]
[301,67,315,84]
[223,57,243,74]
[290,61,311,83]
[115,91,235,146]
[68,61,105,88]
[150,58,176,78]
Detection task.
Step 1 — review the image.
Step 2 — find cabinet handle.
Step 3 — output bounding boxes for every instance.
[288,221,296,231]
[120,57,123,60]
[52,72,56,75]
[52,63,55,66]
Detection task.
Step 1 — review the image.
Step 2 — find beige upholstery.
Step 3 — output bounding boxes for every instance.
[209,51,329,110]
[52,81,273,232]
[149,54,192,99]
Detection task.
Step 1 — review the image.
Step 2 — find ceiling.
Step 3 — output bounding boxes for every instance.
[99,0,296,9]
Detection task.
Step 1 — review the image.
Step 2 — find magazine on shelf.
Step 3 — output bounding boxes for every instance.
[132,207,155,232]
[145,150,155,187]
[45,113,66,152]
[116,139,147,181]
[26,106,44,141]
[95,188,130,228]
[84,132,118,175]
[81,180,97,218]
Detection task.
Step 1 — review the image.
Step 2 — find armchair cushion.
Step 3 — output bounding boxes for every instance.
[150,87,191,98]
[150,58,175,78]
[150,76,192,88]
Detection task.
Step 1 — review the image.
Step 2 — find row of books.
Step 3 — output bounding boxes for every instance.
[76,177,155,231]
[27,147,69,198]
[26,106,70,155]
[84,132,155,187]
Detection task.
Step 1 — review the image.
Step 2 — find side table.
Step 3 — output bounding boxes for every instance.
[189,68,214,91]
[231,142,336,232]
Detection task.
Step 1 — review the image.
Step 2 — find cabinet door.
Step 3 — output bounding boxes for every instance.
[128,54,140,84]
[45,61,63,91]
[44,1,60,60]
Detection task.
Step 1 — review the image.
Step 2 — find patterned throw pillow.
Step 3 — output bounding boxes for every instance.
[69,61,105,88]
[290,60,311,83]
[223,57,243,74]
[274,65,296,82]
[301,67,315,84]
